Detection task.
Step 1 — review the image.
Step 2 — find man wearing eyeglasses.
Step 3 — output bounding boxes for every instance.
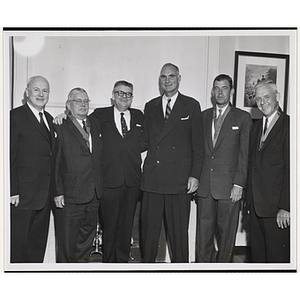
[90,80,144,263]
[246,81,290,263]
[53,87,103,263]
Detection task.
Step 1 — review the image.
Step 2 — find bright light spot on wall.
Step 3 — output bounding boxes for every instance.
[14,35,45,57]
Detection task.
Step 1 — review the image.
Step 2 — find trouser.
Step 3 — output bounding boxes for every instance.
[250,202,290,263]
[55,196,99,263]
[140,192,191,263]
[11,199,50,263]
[99,184,140,263]
[196,194,241,263]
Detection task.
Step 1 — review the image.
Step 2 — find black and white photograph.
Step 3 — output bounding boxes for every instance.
[2,28,297,273]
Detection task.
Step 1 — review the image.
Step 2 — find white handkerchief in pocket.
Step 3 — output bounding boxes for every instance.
[181,116,189,121]
[232,126,239,130]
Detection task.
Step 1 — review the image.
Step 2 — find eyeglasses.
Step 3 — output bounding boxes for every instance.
[69,99,90,105]
[114,90,133,98]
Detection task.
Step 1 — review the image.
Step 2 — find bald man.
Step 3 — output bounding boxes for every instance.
[10,76,56,263]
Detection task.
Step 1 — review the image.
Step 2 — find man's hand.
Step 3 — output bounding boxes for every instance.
[54,195,65,208]
[187,177,199,194]
[276,209,290,229]
[10,195,19,207]
[52,113,67,125]
[230,185,243,203]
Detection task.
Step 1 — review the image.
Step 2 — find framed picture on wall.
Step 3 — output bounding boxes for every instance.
[233,51,289,119]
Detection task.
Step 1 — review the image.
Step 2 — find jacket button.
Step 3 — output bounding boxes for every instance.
[157,160,160,164]
[211,168,214,172]
[211,156,215,159]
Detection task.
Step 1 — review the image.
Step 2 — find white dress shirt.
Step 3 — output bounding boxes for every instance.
[162,92,178,118]
[27,102,50,131]
[114,107,131,136]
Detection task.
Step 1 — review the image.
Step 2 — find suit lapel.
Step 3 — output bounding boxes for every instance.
[24,104,51,145]
[152,96,165,134]
[65,117,90,150]
[213,107,234,149]
[203,109,214,153]
[258,113,284,152]
[106,106,124,140]
[157,93,186,144]
[44,111,56,151]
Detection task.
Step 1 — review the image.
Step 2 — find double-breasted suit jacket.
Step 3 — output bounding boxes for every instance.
[141,92,203,194]
[10,103,56,210]
[247,109,290,217]
[54,116,103,204]
[90,106,144,188]
[197,105,252,199]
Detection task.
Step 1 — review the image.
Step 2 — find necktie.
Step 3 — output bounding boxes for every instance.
[121,112,128,137]
[82,120,88,133]
[165,99,172,121]
[39,112,51,146]
[213,109,223,142]
[263,117,268,134]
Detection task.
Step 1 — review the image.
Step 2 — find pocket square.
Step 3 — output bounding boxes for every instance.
[232,126,239,130]
[54,131,58,138]
[181,116,189,120]
[99,133,102,137]
[136,124,142,127]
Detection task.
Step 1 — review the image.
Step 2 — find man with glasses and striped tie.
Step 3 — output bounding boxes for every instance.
[53,87,103,263]
[90,81,144,263]
[140,63,203,263]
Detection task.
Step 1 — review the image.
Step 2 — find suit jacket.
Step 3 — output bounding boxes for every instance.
[141,92,203,194]
[247,109,290,217]
[10,103,56,210]
[90,106,144,188]
[197,105,252,199]
[54,116,103,204]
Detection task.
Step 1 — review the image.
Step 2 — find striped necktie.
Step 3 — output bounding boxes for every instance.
[121,112,128,137]
[263,117,268,134]
[165,99,172,121]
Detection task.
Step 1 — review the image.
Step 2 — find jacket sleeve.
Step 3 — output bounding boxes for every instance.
[190,100,204,180]
[53,125,64,196]
[233,112,252,188]
[279,116,290,211]
[10,111,19,196]
[140,103,149,153]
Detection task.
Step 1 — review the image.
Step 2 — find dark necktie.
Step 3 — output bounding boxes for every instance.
[121,112,128,137]
[39,112,51,146]
[263,117,268,134]
[82,120,88,133]
[165,99,172,121]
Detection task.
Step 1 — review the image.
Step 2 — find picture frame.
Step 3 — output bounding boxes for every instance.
[233,51,289,119]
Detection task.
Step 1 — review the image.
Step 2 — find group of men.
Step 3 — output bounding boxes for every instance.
[10,63,290,264]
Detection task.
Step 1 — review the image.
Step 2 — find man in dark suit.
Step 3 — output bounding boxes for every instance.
[10,75,55,263]
[196,74,252,263]
[247,80,290,263]
[90,80,144,263]
[140,63,203,263]
[53,87,103,263]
